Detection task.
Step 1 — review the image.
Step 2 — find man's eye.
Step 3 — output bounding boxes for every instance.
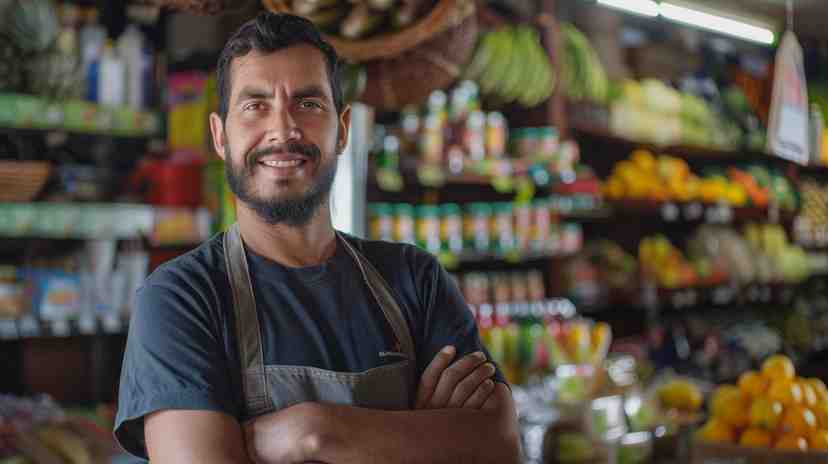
[244,102,264,111]
[300,100,322,109]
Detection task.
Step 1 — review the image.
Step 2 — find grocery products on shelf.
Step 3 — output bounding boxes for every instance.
[463,24,554,107]
[367,201,583,262]
[603,149,797,211]
[639,235,713,289]
[696,355,828,455]
[795,179,828,248]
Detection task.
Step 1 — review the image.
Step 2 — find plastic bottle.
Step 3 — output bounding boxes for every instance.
[98,40,125,106]
[118,25,146,109]
[80,8,105,102]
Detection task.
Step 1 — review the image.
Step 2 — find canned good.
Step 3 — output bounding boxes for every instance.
[463,272,490,306]
[464,110,487,161]
[416,205,442,254]
[440,203,464,254]
[420,114,445,164]
[493,202,515,254]
[514,202,532,252]
[368,203,394,242]
[532,199,552,252]
[464,203,492,253]
[394,204,416,245]
[486,112,508,159]
[561,223,583,254]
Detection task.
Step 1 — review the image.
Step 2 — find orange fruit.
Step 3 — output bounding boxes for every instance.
[750,398,784,430]
[813,402,828,429]
[775,433,808,451]
[720,396,751,429]
[711,385,742,418]
[780,406,818,436]
[807,378,828,404]
[761,355,795,382]
[739,427,773,448]
[696,418,735,444]
[810,430,828,450]
[738,371,768,398]
[799,380,818,407]
[768,378,803,406]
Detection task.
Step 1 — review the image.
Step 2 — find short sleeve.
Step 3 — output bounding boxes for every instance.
[114,276,239,460]
[413,252,508,386]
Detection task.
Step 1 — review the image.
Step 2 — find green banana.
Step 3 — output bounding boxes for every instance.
[463,28,499,81]
[303,4,349,31]
[292,0,339,15]
[499,25,534,102]
[479,26,515,96]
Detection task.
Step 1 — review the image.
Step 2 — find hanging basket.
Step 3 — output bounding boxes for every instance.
[262,0,475,63]
[358,6,477,110]
[0,161,52,202]
[147,0,251,15]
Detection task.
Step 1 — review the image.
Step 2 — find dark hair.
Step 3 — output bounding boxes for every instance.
[216,12,343,121]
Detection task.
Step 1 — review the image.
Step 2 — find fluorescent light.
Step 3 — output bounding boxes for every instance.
[597,0,659,17]
[659,2,775,45]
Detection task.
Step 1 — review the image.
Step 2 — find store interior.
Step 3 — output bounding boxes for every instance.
[3,0,828,462]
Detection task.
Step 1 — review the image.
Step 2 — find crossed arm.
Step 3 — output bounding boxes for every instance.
[145,347,521,464]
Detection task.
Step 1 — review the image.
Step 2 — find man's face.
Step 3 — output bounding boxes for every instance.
[210,44,349,226]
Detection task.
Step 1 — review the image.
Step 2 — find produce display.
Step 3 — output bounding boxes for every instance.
[285,0,436,39]
[603,149,798,211]
[559,23,608,104]
[367,200,583,260]
[795,179,828,247]
[639,235,713,289]
[697,355,828,454]
[463,24,554,107]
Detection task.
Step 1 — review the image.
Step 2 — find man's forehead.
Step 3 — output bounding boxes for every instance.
[229,45,330,95]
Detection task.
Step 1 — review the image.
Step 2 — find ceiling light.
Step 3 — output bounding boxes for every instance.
[659,2,775,45]
[597,0,659,18]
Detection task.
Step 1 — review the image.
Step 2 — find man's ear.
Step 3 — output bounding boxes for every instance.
[209,112,227,160]
[337,105,351,155]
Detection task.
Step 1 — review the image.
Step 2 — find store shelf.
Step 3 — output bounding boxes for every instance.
[0,93,163,138]
[438,249,579,270]
[601,199,796,225]
[642,282,800,311]
[0,203,211,245]
[0,313,128,341]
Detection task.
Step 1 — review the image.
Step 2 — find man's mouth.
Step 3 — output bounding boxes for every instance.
[259,159,306,168]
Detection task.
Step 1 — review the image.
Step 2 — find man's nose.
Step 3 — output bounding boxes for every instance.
[265,105,301,144]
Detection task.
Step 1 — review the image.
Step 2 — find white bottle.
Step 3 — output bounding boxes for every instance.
[80,8,106,101]
[98,40,125,106]
[118,25,146,110]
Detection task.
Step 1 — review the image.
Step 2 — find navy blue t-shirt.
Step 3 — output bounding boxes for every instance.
[114,232,504,459]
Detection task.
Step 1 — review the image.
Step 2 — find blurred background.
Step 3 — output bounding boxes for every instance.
[2,0,828,462]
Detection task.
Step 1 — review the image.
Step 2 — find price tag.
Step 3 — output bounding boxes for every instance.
[683,203,704,221]
[661,203,679,222]
[78,314,97,335]
[719,204,733,223]
[18,316,40,338]
[51,319,71,337]
[103,314,123,333]
[712,285,735,305]
[0,320,17,340]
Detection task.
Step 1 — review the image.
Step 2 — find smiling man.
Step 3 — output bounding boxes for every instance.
[114,12,519,464]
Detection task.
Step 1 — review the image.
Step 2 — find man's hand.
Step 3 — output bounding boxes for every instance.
[415,345,498,410]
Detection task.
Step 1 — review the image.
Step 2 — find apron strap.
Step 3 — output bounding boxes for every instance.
[223,224,271,414]
[337,232,417,365]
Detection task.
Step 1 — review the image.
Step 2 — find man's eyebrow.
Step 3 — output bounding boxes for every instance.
[235,86,274,103]
[292,84,330,101]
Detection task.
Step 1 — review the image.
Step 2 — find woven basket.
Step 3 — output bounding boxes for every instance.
[0,161,51,202]
[360,3,477,110]
[262,0,474,62]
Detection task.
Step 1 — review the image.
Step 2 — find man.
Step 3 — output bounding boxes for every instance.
[115,11,520,464]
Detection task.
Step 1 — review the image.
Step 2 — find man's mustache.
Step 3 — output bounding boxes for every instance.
[247,142,321,169]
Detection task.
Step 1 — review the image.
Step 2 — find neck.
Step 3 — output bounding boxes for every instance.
[234,200,337,267]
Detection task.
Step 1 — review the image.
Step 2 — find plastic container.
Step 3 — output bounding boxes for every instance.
[368,203,394,242]
[440,203,463,254]
[98,40,125,106]
[415,205,442,254]
[394,203,416,245]
[464,203,492,254]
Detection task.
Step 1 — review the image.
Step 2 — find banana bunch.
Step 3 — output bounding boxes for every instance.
[463,24,554,108]
[560,22,608,104]
[291,0,433,39]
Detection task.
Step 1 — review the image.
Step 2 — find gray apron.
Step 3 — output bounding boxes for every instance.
[222,223,417,419]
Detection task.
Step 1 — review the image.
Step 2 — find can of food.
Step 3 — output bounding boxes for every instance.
[394,204,416,245]
[486,112,508,159]
[464,203,492,254]
[368,203,394,242]
[493,202,515,254]
[532,199,552,252]
[416,205,442,254]
[514,202,532,252]
[440,203,464,255]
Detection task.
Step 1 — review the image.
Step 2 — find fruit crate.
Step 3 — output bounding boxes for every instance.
[692,440,828,464]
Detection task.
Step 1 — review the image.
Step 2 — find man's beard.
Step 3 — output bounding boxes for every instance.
[224,141,338,227]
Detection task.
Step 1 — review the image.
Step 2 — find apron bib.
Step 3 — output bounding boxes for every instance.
[222,224,417,419]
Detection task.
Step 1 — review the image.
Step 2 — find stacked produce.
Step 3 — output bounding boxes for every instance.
[697,355,828,454]
[603,149,797,211]
[743,223,811,284]
[639,235,715,289]
[559,23,608,104]
[463,24,554,107]
[367,200,583,260]
[610,79,743,150]
[285,0,436,39]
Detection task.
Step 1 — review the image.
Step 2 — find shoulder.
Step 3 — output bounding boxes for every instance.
[340,234,439,278]
[142,232,227,297]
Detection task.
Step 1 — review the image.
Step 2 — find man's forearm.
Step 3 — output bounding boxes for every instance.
[298,385,520,464]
